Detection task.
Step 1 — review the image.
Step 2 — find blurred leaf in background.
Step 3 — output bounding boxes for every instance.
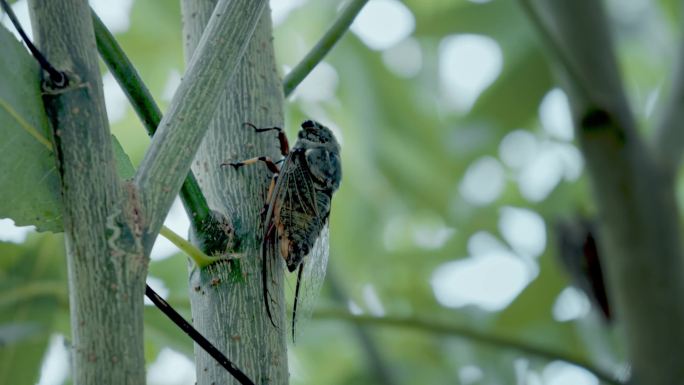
[2,0,677,383]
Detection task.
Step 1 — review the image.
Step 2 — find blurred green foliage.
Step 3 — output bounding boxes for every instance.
[2,0,679,383]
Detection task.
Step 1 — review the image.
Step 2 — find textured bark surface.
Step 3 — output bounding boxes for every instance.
[28,1,146,384]
[134,0,266,248]
[182,2,288,384]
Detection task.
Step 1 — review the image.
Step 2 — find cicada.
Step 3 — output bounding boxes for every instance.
[227,120,342,340]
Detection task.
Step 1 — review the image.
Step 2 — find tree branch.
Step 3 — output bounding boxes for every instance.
[90,10,161,138]
[316,310,623,385]
[159,225,239,268]
[326,268,397,385]
[283,0,369,97]
[28,0,146,383]
[144,285,255,385]
[181,1,287,383]
[91,10,213,232]
[519,2,684,384]
[133,0,267,251]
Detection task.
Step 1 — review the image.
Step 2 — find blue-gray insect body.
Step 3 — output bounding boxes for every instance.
[228,120,341,339]
[270,121,341,272]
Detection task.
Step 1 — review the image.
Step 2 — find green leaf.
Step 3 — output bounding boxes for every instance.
[0,234,67,385]
[112,134,135,179]
[0,25,135,233]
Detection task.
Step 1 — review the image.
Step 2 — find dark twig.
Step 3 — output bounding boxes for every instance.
[315,310,623,385]
[0,0,66,86]
[326,268,397,385]
[145,285,255,385]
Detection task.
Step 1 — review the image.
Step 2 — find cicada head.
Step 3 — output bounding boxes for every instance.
[298,120,340,149]
[295,120,342,191]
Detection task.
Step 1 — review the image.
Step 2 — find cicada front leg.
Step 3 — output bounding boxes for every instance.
[221,156,279,223]
[243,122,290,157]
[222,123,291,218]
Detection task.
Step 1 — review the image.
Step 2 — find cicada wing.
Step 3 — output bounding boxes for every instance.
[288,223,330,342]
[263,150,331,340]
[261,159,295,330]
[261,221,286,329]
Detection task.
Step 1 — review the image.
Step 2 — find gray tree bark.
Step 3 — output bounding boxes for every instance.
[181,1,288,384]
[28,0,267,383]
[28,1,146,384]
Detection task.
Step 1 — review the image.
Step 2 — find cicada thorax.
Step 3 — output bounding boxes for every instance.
[304,147,342,191]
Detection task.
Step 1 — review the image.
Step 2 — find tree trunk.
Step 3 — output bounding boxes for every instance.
[28,1,147,384]
[524,1,684,384]
[181,2,288,384]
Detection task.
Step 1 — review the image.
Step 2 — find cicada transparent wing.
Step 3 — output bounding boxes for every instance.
[288,224,330,342]
[241,120,340,341]
[261,212,286,330]
[262,150,330,336]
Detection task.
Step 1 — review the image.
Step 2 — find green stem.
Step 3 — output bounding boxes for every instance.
[91,9,211,229]
[315,310,623,385]
[160,225,237,268]
[326,269,397,385]
[282,0,369,97]
[134,0,266,243]
[0,281,67,307]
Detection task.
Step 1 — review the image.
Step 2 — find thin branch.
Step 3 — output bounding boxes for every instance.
[91,10,211,229]
[326,268,397,385]
[144,285,255,385]
[0,0,65,86]
[0,281,67,307]
[91,9,160,132]
[134,0,267,247]
[159,225,240,268]
[159,225,209,264]
[282,0,369,97]
[315,310,623,385]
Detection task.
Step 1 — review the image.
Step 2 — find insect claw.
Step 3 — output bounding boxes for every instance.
[220,162,243,170]
[242,122,258,130]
